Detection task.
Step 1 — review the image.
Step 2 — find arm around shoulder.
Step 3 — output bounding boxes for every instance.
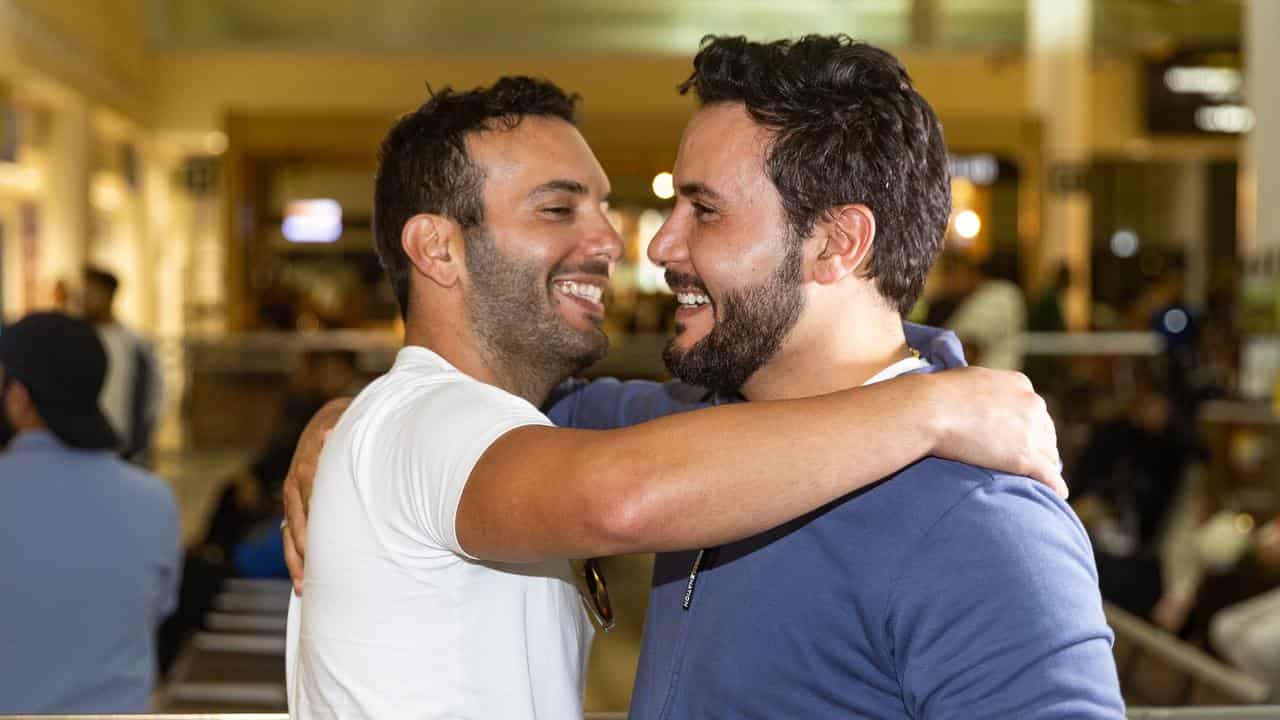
[459,374,978,563]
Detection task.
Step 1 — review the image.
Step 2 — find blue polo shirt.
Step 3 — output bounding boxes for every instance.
[0,431,182,713]
[545,324,1123,719]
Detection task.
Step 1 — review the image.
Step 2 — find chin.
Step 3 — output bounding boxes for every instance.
[565,327,609,367]
[671,328,709,352]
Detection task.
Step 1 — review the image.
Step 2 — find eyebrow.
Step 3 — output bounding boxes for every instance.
[529,179,588,198]
[677,182,725,204]
[528,179,613,205]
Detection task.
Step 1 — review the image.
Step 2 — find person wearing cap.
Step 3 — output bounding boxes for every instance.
[0,312,181,713]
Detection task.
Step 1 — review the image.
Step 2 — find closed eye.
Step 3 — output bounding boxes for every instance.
[692,202,718,222]
[541,206,573,220]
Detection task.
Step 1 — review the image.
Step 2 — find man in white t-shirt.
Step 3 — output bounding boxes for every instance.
[286,77,1066,719]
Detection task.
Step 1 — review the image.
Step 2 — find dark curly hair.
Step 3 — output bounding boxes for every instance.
[373,76,579,318]
[679,35,951,315]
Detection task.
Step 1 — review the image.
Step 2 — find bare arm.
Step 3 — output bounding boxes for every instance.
[458,367,1062,562]
[284,367,1060,586]
[282,397,351,593]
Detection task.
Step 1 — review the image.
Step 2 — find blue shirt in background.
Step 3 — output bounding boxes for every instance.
[545,323,1123,719]
[0,430,182,713]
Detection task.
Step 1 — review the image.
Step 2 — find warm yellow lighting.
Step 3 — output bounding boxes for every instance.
[1235,513,1256,534]
[652,171,674,200]
[0,163,42,192]
[91,175,126,212]
[204,131,229,155]
[954,209,981,239]
[636,209,669,294]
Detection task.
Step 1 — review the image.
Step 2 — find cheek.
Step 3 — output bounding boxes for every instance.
[690,228,781,296]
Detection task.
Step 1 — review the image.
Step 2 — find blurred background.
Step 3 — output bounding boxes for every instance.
[2,0,1280,714]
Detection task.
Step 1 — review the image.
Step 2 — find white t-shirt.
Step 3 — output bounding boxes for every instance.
[96,322,163,451]
[286,346,594,719]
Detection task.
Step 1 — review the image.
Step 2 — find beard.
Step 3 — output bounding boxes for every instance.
[663,239,805,396]
[464,225,610,397]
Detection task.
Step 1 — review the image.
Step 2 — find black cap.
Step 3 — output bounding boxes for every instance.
[0,313,120,450]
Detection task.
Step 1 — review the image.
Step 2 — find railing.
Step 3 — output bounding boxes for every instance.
[1126,710,1280,719]
[1106,602,1273,705]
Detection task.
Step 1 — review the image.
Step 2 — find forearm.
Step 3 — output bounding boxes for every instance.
[461,373,946,561]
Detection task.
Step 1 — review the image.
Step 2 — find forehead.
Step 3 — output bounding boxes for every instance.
[674,103,773,195]
[466,115,609,201]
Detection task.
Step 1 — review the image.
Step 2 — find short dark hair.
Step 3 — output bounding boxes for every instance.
[83,266,119,295]
[373,77,579,317]
[679,35,951,315]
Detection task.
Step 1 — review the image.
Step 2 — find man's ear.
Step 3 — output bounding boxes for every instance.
[402,213,464,288]
[812,204,875,286]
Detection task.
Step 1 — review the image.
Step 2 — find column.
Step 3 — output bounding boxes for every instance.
[1028,0,1092,329]
[911,0,942,49]
[1170,162,1208,308]
[1241,0,1280,258]
[40,95,91,301]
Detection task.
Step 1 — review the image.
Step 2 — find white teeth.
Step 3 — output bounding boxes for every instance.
[555,280,604,305]
[676,292,711,307]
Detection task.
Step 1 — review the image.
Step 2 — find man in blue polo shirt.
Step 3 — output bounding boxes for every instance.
[547,36,1121,718]
[614,37,1121,718]
[0,313,181,713]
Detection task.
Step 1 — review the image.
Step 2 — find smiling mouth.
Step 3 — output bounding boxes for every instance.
[552,279,605,308]
[674,290,711,309]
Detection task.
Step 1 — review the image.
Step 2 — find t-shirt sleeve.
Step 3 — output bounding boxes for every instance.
[383,380,553,557]
[889,476,1126,719]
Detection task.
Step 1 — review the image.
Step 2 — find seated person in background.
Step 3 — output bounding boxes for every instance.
[205,349,361,555]
[0,313,181,713]
[943,251,1027,371]
[158,349,360,673]
[1071,378,1205,620]
[1210,522,1280,685]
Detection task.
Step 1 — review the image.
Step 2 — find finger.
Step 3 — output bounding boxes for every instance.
[1027,459,1069,500]
[284,478,309,566]
[283,523,304,596]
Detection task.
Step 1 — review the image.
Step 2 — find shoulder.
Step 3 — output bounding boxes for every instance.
[362,362,545,423]
[413,373,547,422]
[113,461,180,518]
[883,462,1121,717]
[343,368,550,465]
[99,322,147,347]
[895,459,1088,552]
[884,460,1100,628]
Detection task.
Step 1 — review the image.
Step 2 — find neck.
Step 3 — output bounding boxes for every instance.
[741,298,911,402]
[403,310,559,408]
